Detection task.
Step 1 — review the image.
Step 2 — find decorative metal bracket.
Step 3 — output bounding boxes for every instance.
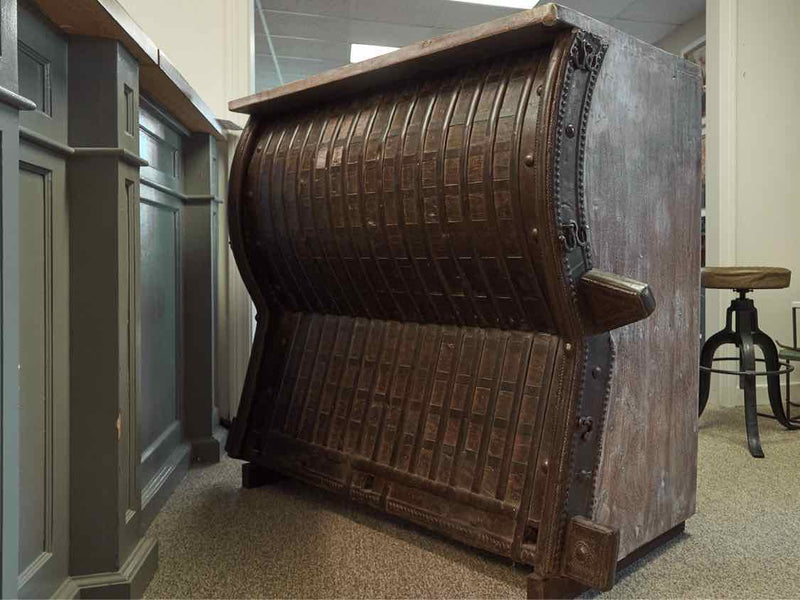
[570,31,601,71]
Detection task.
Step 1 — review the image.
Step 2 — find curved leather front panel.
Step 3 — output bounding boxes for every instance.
[239,49,557,332]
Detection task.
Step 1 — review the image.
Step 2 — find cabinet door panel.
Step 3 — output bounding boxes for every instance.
[18,146,68,599]
[139,193,182,489]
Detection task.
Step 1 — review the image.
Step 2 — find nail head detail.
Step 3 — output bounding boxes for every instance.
[524,153,534,167]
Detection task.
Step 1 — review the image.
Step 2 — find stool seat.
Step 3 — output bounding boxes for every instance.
[702,267,791,290]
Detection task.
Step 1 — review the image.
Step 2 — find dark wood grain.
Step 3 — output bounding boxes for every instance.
[576,14,702,560]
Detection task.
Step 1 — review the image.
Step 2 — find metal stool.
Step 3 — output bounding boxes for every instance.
[699,267,798,458]
[776,301,800,424]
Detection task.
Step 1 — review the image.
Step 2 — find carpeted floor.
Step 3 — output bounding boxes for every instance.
[143,406,800,599]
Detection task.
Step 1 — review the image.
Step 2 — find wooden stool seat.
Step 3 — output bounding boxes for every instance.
[702,267,791,290]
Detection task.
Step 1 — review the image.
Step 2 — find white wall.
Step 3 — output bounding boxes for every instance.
[117,0,253,124]
[706,0,800,406]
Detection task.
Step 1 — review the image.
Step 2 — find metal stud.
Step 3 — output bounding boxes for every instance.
[565,124,576,138]
[576,541,591,560]
[524,153,534,167]
[578,416,594,439]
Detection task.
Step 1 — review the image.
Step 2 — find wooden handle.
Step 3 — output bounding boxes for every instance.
[578,269,655,334]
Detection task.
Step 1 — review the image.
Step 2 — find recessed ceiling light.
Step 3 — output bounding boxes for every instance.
[350,43,400,63]
[447,0,539,8]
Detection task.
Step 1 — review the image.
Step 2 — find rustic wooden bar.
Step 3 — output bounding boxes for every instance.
[225,4,701,597]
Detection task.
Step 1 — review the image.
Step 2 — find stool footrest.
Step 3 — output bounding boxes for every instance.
[699,357,794,377]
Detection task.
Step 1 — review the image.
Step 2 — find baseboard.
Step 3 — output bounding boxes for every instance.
[51,576,80,599]
[212,419,228,453]
[190,436,221,464]
[140,442,190,531]
[57,537,158,600]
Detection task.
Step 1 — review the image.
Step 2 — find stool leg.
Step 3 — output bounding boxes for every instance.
[699,329,738,417]
[753,332,800,430]
[740,331,764,458]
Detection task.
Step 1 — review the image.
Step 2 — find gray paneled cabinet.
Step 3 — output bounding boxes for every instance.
[16,4,69,598]
[0,1,37,596]
[137,97,222,530]
[3,1,226,598]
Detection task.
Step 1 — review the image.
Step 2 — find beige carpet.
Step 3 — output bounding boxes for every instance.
[143,406,800,599]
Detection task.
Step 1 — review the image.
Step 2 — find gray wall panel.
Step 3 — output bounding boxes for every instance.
[1,0,22,595]
[181,132,220,462]
[139,98,184,193]
[17,165,47,575]
[18,142,68,600]
[139,197,181,453]
[0,103,22,600]
[17,2,66,144]
[118,169,141,562]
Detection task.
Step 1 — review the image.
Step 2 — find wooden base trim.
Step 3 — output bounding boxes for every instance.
[242,463,286,489]
[617,520,686,571]
[190,436,221,464]
[526,521,687,599]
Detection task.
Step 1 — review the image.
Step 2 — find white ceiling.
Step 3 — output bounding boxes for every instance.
[254,0,705,91]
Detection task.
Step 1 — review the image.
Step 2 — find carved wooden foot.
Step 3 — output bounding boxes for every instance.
[242,462,285,489]
[527,574,587,600]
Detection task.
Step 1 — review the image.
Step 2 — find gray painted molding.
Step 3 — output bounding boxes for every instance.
[17,128,152,168]
[141,176,219,203]
[0,85,36,110]
[71,147,148,167]
[140,443,188,510]
[19,126,75,156]
[139,442,190,532]
[50,576,80,600]
[67,536,158,599]
[140,94,191,138]
[185,194,217,203]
